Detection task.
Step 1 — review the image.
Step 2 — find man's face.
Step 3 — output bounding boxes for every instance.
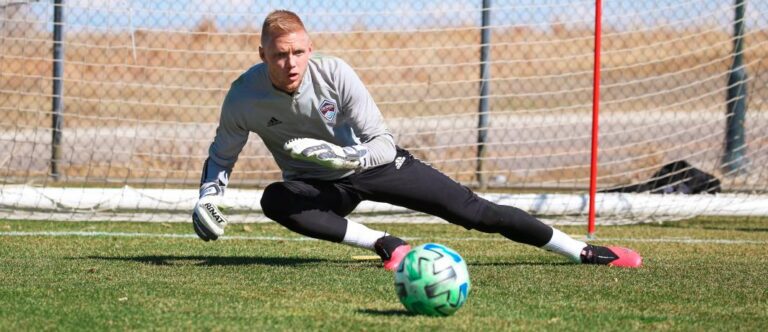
[259,30,312,94]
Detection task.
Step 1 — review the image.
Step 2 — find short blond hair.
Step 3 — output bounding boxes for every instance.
[261,10,307,46]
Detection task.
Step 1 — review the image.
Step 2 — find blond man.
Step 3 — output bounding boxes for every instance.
[192,10,642,269]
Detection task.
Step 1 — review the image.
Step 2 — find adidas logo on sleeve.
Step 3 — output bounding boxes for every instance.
[267,117,282,127]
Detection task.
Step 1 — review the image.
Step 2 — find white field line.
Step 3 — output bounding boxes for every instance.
[0,231,766,245]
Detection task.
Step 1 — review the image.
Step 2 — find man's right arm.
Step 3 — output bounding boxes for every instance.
[193,87,250,241]
[199,88,250,196]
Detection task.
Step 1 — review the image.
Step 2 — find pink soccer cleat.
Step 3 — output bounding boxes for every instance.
[580,245,643,268]
[382,244,411,271]
[374,235,411,271]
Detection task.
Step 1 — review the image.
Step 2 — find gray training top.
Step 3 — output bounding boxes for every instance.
[201,55,396,187]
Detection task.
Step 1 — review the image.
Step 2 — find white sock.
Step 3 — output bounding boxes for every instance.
[341,219,387,250]
[542,228,587,262]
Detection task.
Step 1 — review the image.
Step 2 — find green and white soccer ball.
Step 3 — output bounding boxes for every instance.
[394,243,471,316]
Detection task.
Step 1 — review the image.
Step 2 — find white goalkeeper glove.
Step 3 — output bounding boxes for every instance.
[284,138,369,170]
[192,182,228,241]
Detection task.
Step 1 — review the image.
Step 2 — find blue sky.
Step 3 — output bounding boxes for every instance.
[12,0,768,33]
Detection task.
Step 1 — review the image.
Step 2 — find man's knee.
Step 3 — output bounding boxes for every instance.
[259,181,346,242]
[478,203,533,230]
[474,202,505,232]
[260,182,291,220]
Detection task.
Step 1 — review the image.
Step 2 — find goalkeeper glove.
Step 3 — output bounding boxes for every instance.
[192,182,228,241]
[284,138,369,170]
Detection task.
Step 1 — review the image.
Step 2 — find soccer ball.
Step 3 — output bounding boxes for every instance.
[394,243,470,316]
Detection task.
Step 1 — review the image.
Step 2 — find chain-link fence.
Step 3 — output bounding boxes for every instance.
[1,0,767,221]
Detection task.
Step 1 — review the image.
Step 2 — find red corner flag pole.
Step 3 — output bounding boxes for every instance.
[588,0,603,239]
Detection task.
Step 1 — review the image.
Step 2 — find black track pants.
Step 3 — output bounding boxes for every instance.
[260,148,553,246]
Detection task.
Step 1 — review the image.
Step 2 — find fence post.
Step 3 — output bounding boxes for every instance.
[51,0,65,181]
[476,0,492,189]
[722,0,749,175]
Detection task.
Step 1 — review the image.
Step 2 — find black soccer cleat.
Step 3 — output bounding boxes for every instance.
[580,244,642,268]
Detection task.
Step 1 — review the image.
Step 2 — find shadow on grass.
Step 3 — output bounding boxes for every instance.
[702,226,768,232]
[82,256,572,268]
[357,309,416,317]
[647,218,768,232]
[651,223,768,233]
[84,255,337,267]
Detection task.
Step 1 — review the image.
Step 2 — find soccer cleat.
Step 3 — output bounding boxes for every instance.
[580,244,642,268]
[374,235,411,271]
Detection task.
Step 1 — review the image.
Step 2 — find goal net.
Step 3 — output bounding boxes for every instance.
[1,0,767,224]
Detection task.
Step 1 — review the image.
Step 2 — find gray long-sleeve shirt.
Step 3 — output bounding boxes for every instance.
[201,55,396,187]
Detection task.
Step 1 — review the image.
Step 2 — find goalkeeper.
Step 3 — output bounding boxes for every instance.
[193,10,642,270]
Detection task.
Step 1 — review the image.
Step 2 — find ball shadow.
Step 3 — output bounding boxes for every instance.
[356,308,416,317]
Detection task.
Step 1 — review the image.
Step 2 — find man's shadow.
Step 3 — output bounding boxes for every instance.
[85,255,339,267]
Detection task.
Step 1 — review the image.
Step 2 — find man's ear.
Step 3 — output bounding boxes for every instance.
[259,46,265,62]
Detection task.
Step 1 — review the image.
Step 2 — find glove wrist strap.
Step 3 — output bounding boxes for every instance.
[343,145,370,169]
[200,182,224,198]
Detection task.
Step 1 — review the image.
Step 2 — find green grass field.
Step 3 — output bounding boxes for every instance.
[1,217,767,331]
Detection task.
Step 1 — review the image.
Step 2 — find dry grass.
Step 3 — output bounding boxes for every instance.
[1,22,767,188]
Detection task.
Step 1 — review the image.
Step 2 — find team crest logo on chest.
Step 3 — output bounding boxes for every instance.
[317,98,338,123]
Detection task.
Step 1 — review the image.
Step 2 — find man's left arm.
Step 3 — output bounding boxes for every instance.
[285,58,396,171]
[336,58,396,168]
